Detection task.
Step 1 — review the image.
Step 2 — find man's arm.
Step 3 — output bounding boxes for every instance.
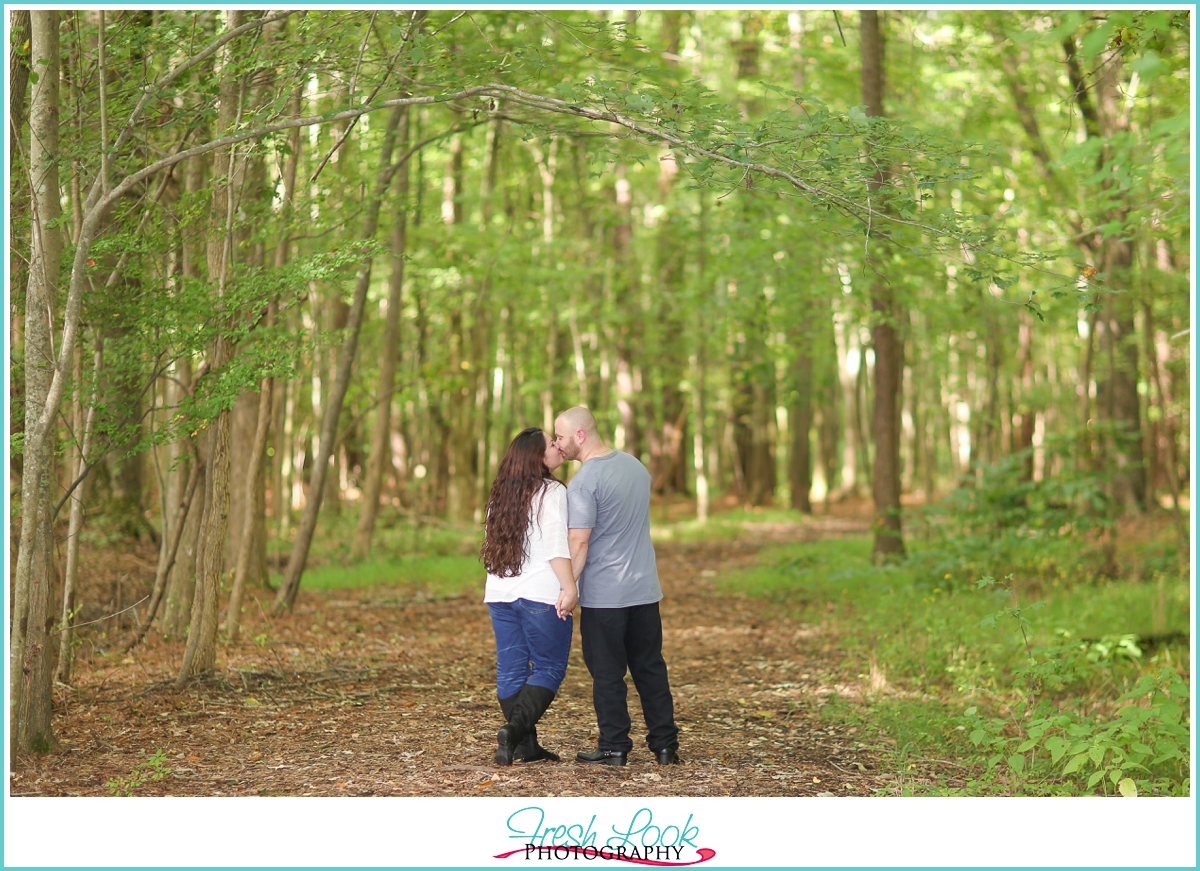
[568,526,592,582]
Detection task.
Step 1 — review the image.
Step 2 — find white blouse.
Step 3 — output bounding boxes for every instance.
[483,481,571,605]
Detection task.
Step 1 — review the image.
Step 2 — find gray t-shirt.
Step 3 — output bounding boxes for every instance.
[566,450,662,608]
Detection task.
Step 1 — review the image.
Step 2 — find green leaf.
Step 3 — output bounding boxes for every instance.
[1089,745,1106,767]
[1118,777,1137,798]
[1080,23,1115,58]
[1007,754,1025,773]
[1131,51,1167,84]
[1087,770,1105,788]
[1064,753,1088,774]
[1046,737,1068,764]
[970,729,987,747]
[28,70,38,84]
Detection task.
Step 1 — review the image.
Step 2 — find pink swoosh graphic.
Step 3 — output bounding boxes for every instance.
[493,847,716,867]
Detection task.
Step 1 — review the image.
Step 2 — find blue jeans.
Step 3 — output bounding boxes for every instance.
[489,600,573,698]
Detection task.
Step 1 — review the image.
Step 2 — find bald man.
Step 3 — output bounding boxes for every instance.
[553,407,681,766]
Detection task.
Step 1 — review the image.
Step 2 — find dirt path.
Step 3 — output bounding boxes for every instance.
[11,522,907,797]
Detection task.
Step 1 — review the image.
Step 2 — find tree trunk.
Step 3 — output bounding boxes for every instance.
[56,337,102,682]
[1065,33,1146,509]
[225,374,272,642]
[273,103,407,614]
[351,108,410,560]
[125,440,202,651]
[612,165,641,458]
[861,10,905,562]
[178,356,233,682]
[12,10,60,753]
[166,466,206,636]
[9,9,32,318]
[177,9,245,684]
[1096,244,1145,510]
[789,347,813,513]
[1014,311,1036,479]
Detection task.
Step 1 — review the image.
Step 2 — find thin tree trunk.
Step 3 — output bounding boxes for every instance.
[178,363,232,682]
[56,337,102,682]
[9,9,32,309]
[125,443,202,651]
[862,10,904,562]
[790,347,814,513]
[163,362,202,636]
[226,376,273,641]
[12,10,60,753]
[273,103,407,615]
[1079,307,1099,471]
[1014,311,1036,479]
[178,10,245,684]
[1143,301,1186,545]
[691,189,710,523]
[352,107,411,561]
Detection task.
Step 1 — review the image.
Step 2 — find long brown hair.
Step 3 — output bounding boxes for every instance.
[481,427,561,577]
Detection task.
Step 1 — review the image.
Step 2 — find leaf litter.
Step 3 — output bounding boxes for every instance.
[11,526,934,797]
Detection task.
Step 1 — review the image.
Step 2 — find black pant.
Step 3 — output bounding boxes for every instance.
[580,602,679,754]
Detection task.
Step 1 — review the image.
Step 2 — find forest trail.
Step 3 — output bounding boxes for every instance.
[11,518,948,797]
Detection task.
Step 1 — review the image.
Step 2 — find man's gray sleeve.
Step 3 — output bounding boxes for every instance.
[566,483,597,529]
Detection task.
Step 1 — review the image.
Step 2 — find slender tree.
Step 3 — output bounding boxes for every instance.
[861,10,905,562]
[12,10,61,752]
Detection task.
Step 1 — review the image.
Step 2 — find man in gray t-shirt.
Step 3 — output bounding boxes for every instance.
[554,406,681,766]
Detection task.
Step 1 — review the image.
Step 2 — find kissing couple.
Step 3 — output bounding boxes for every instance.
[479,406,682,767]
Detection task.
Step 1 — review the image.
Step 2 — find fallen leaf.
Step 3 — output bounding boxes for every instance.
[476,780,493,789]
[248,752,263,762]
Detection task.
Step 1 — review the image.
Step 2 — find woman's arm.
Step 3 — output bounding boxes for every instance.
[550,557,578,619]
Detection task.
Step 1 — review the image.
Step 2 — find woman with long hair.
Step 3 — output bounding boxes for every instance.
[481,427,578,765]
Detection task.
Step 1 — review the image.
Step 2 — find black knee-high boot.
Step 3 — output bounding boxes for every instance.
[499,692,559,763]
[495,685,557,766]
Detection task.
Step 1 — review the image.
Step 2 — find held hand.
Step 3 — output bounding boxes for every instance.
[555,585,579,619]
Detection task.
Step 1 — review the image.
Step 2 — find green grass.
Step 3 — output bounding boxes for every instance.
[717,533,1191,796]
[270,552,484,595]
[267,508,485,596]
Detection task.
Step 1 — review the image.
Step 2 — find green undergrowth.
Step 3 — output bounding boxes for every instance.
[269,552,483,595]
[720,533,1191,796]
[267,509,485,595]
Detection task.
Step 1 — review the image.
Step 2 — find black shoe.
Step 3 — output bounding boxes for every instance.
[517,745,561,763]
[500,694,553,762]
[495,724,519,766]
[576,748,628,766]
[495,685,557,767]
[654,747,681,765]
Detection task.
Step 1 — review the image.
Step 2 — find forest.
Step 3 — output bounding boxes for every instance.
[7,8,1191,801]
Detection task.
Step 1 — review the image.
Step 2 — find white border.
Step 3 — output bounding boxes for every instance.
[3,5,1196,871]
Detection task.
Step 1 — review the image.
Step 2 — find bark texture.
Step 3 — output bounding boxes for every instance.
[12,10,61,752]
[861,10,905,562]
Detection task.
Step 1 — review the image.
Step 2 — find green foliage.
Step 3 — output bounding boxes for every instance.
[965,575,1189,796]
[907,433,1119,587]
[720,529,1189,796]
[105,749,172,796]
